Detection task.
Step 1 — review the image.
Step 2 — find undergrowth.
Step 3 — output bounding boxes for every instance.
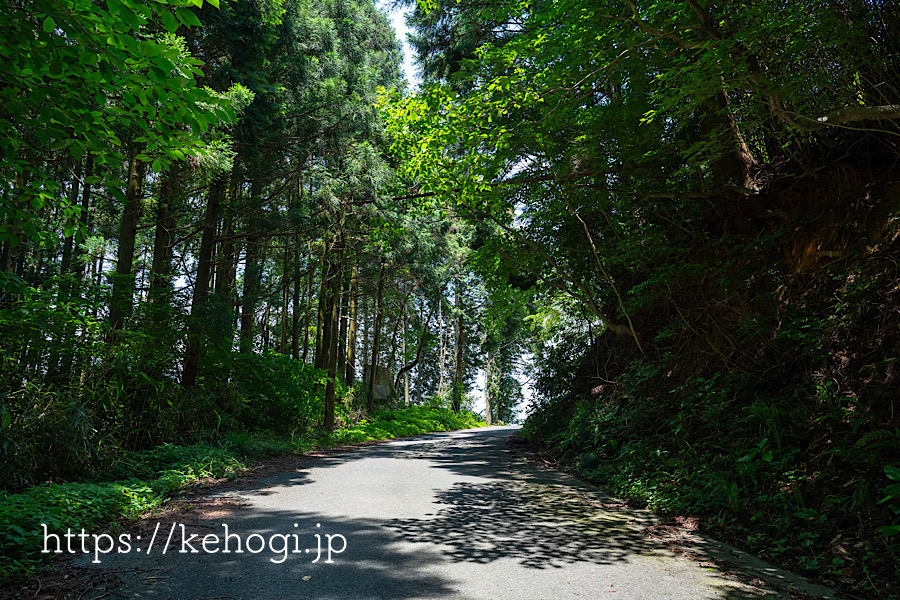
[523,370,900,599]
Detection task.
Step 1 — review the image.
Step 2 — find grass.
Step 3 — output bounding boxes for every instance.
[0,406,486,584]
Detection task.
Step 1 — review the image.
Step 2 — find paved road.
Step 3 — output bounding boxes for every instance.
[80,426,837,599]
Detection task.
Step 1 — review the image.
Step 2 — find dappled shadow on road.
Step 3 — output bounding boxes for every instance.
[386,477,646,570]
[75,428,811,600]
[80,508,470,600]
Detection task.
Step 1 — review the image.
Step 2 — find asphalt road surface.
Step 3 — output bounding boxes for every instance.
[79,426,838,599]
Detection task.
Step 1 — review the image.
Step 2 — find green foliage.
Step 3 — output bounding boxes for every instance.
[209,351,327,433]
[0,0,234,246]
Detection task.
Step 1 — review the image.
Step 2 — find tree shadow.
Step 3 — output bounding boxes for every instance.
[74,427,831,600]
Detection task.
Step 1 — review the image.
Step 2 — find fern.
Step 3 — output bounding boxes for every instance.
[855,428,898,449]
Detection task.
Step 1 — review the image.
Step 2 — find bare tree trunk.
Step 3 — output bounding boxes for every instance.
[182,178,223,387]
[239,232,261,353]
[367,259,386,412]
[438,297,445,396]
[484,357,493,425]
[322,234,344,430]
[108,154,145,335]
[313,242,329,370]
[452,283,464,413]
[402,303,409,405]
[292,244,301,360]
[58,159,82,300]
[148,166,178,326]
[345,263,358,384]
[337,270,349,379]
[301,241,314,363]
[280,244,290,354]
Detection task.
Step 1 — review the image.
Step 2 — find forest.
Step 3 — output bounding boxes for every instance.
[1,0,899,596]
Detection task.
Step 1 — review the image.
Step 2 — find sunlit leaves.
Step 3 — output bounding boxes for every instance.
[0,0,233,247]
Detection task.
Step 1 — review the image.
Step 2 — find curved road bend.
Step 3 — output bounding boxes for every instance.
[80,426,837,599]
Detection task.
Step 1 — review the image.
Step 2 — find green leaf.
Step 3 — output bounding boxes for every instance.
[877,524,900,537]
[162,11,179,33]
[175,7,201,27]
[206,0,219,7]
[887,465,900,481]
[42,16,56,33]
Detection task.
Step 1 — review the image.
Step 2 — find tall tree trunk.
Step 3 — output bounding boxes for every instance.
[301,242,314,362]
[402,303,409,405]
[108,154,145,335]
[212,207,236,353]
[366,259,386,412]
[344,263,358,384]
[484,357,493,425]
[438,297,445,396]
[71,155,93,281]
[452,283,464,413]
[322,234,344,430]
[703,90,757,191]
[280,244,290,354]
[181,178,223,387]
[239,230,261,353]
[313,242,329,369]
[292,244,301,360]
[337,271,349,380]
[59,159,82,300]
[148,165,178,324]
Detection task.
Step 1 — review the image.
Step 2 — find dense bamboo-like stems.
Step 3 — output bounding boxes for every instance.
[108,154,145,335]
[345,263,358,384]
[366,258,386,412]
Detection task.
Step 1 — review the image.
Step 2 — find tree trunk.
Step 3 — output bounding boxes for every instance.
[438,297,445,397]
[108,154,145,335]
[291,244,301,360]
[148,165,178,324]
[703,90,757,190]
[71,155,93,281]
[280,244,290,354]
[402,303,409,405]
[452,283,464,413]
[181,178,223,387]
[322,234,344,430]
[301,242,314,363]
[345,263,358,384]
[313,242,329,369]
[337,271,349,380]
[239,230,261,353]
[367,259,386,412]
[484,357,493,425]
[58,159,82,301]
[212,206,236,353]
